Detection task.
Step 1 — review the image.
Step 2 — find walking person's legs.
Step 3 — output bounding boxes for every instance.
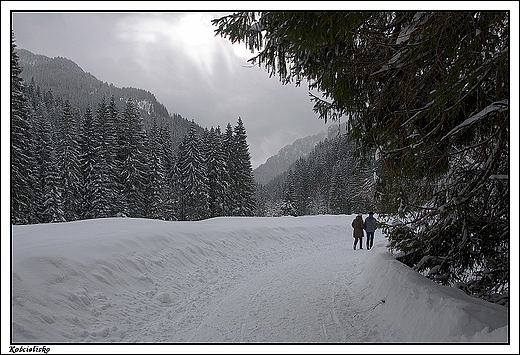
[367,232,374,249]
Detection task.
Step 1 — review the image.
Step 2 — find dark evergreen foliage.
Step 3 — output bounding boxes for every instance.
[261,134,375,217]
[31,84,63,223]
[230,117,257,216]
[105,96,122,216]
[159,123,178,220]
[280,171,297,216]
[120,98,150,218]
[79,106,104,219]
[177,122,210,221]
[206,126,230,217]
[55,100,82,222]
[146,118,168,220]
[11,32,37,224]
[11,44,255,225]
[222,123,236,216]
[12,62,257,225]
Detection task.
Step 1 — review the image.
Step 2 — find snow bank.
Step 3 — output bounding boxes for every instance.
[11,216,347,343]
[359,241,508,342]
[10,215,510,347]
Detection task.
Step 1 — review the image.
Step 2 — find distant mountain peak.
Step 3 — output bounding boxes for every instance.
[253,122,346,185]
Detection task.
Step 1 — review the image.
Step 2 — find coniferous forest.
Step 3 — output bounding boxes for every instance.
[11,32,256,224]
[256,132,378,217]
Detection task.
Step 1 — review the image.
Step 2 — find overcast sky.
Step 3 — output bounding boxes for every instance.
[6,3,519,169]
[9,10,335,169]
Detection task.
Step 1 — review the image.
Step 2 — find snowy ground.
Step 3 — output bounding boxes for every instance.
[7,215,516,353]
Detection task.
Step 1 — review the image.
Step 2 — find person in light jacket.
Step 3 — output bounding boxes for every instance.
[351,213,364,250]
[364,211,377,250]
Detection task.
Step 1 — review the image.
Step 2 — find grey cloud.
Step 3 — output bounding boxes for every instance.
[12,12,331,169]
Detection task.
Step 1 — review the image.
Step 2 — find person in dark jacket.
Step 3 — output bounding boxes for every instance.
[364,211,377,250]
[351,213,364,250]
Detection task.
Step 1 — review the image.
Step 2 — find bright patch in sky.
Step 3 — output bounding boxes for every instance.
[175,13,256,64]
[115,13,253,76]
[180,12,256,59]
[178,13,214,46]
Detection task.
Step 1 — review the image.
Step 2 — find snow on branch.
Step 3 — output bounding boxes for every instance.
[489,174,508,180]
[396,12,430,45]
[441,100,508,141]
[371,13,432,77]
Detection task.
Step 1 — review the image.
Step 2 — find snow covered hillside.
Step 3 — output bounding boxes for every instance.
[9,215,511,351]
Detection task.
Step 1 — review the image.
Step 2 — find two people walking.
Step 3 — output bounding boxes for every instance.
[351,212,377,250]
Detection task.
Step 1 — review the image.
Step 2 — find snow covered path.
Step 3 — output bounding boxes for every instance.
[185,243,397,343]
[10,215,509,346]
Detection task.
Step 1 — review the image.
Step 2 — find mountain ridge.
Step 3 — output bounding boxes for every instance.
[16,48,196,147]
[253,122,347,185]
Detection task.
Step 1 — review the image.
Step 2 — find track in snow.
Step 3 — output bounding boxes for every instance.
[182,238,398,342]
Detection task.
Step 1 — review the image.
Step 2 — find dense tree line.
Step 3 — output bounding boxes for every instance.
[16,48,197,160]
[11,33,256,224]
[213,12,509,305]
[257,133,376,217]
